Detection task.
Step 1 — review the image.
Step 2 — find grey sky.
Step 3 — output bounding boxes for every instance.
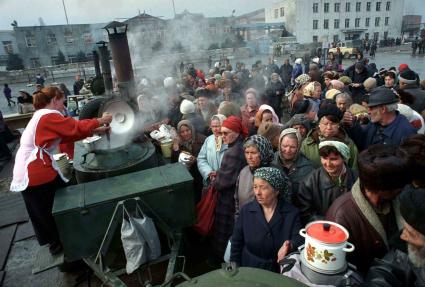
[0,0,423,31]
[0,0,276,30]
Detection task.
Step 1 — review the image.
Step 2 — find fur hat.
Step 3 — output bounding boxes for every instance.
[317,103,343,120]
[399,69,417,85]
[400,185,425,236]
[363,77,377,91]
[257,122,284,143]
[180,99,195,114]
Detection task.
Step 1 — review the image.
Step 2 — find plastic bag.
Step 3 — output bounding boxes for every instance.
[224,239,231,263]
[121,204,161,274]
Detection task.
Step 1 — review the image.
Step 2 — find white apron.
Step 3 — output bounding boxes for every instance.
[10,109,69,192]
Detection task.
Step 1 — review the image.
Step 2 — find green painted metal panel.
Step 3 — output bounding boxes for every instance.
[52,163,194,261]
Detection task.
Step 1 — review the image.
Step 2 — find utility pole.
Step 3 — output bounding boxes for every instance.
[171,0,176,18]
[62,0,69,25]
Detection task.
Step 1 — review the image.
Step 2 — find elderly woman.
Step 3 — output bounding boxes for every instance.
[17,90,34,114]
[212,116,247,260]
[283,114,311,139]
[273,128,314,202]
[335,92,353,113]
[197,115,228,186]
[171,120,207,201]
[231,167,303,272]
[303,81,321,115]
[301,104,358,169]
[265,73,285,119]
[235,135,275,216]
[240,88,260,132]
[251,104,279,135]
[10,86,112,255]
[195,88,217,129]
[298,140,357,225]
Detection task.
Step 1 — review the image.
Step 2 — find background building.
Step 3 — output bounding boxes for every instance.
[0,30,18,70]
[266,0,405,44]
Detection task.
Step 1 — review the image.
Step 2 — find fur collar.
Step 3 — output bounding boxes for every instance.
[351,180,404,248]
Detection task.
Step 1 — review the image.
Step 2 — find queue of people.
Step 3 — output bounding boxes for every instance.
[6,56,425,286]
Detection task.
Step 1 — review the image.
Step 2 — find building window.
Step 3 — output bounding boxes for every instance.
[68,54,76,63]
[386,1,391,11]
[82,33,93,44]
[334,19,340,29]
[375,17,380,27]
[47,33,57,45]
[365,18,370,27]
[345,18,350,28]
[64,30,74,44]
[334,3,340,12]
[356,2,361,12]
[384,31,388,39]
[366,2,371,11]
[30,57,40,68]
[376,2,381,11]
[365,33,369,40]
[345,2,350,12]
[313,35,318,42]
[25,33,36,47]
[355,18,360,27]
[313,3,319,13]
[274,9,278,18]
[374,32,379,41]
[385,17,389,26]
[324,19,329,29]
[324,3,330,13]
[313,20,318,29]
[280,7,284,17]
[334,34,339,43]
[2,41,13,54]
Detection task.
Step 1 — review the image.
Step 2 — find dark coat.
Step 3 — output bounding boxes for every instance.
[346,112,417,151]
[231,198,303,272]
[272,152,315,203]
[326,180,404,274]
[265,81,285,118]
[364,249,425,287]
[344,64,369,103]
[212,135,247,258]
[280,64,293,85]
[400,84,425,113]
[297,166,357,226]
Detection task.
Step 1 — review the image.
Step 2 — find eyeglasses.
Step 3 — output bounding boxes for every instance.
[220,131,232,136]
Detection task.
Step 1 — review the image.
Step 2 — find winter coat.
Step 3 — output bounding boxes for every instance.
[272,152,315,203]
[265,81,285,118]
[196,134,228,185]
[300,129,359,169]
[364,249,425,287]
[212,135,247,258]
[231,198,303,273]
[279,64,293,85]
[196,102,217,128]
[346,112,417,151]
[399,84,425,114]
[326,180,404,274]
[240,104,259,132]
[297,166,357,225]
[291,64,303,81]
[344,65,369,103]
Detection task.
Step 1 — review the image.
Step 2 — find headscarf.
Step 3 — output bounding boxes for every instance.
[330,80,345,91]
[211,114,227,151]
[244,135,274,166]
[254,167,291,202]
[303,82,317,97]
[318,140,350,162]
[222,115,248,138]
[255,104,279,127]
[278,128,303,163]
[177,120,195,152]
[211,114,226,125]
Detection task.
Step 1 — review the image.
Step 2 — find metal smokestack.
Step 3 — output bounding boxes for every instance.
[104,21,135,99]
[92,50,101,78]
[97,41,113,93]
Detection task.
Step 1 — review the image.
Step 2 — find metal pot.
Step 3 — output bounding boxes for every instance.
[82,135,102,152]
[299,220,355,274]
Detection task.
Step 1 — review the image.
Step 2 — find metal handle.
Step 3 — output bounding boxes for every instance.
[343,242,355,252]
[299,229,307,237]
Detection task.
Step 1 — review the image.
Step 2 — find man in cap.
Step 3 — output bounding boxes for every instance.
[363,186,425,286]
[343,86,416,151]
[398,69,425,114]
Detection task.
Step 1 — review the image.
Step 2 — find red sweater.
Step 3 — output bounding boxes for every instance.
[28,113,99,186]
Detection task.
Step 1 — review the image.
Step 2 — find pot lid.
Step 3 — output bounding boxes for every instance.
[306,221,348,244]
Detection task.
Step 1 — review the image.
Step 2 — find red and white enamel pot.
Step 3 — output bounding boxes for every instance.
[299,220,355,273]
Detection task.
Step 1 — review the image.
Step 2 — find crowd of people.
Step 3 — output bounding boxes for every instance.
[4,53,425,286]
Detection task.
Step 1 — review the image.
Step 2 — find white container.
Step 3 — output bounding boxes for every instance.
[299,220,355,274]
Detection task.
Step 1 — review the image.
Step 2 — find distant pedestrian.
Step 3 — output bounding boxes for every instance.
[3,84,16,106]
[35,73,45,87]
[412,37,419,55]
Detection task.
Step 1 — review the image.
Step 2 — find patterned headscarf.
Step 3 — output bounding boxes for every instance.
[244,135,274,166]
[254,167,291,202]
[318,140,350,162]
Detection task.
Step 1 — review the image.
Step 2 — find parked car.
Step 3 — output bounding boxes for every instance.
[328,40,363,58]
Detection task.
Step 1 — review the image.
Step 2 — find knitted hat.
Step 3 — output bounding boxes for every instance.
[283,113,312,132]
[164,77,176,88]
[398,63,409,73]
[218,101,241,118]
[363,77,377,91]
[339,76,352,85]
[400,185,425,236]
[254,167,289,195]
[257,122,284,143]
[222,115,247,137]
[194,87,210,98]
[180,99,195,114]
[399,69,417,85]
[317,103,343,120]
[325,89,343,100]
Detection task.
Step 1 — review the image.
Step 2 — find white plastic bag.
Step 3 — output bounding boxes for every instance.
[121,205,161,274]
[224,239,231,263]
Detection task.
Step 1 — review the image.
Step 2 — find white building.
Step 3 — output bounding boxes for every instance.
[266,0,404,44]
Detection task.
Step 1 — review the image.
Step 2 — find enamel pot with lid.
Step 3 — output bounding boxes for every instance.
[299,220,355,274]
